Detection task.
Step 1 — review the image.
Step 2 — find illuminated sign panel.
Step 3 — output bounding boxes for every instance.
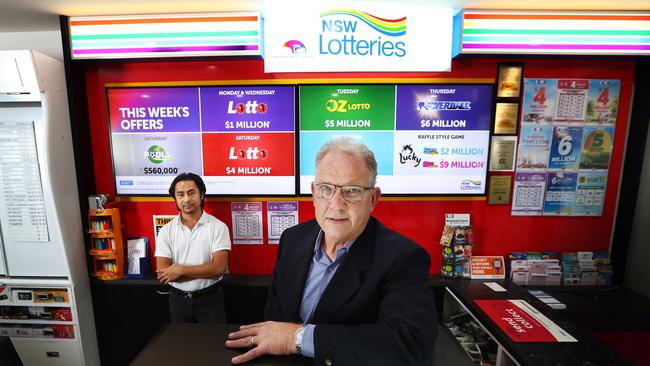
[69,13,261,59]
[454,11,650,56]
[264,0,453,72]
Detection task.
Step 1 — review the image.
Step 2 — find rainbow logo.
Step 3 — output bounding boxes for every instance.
[320,9,406,36]
[283,40,306,54]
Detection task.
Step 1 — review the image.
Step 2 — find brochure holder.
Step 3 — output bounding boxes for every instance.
[125,237,151,279]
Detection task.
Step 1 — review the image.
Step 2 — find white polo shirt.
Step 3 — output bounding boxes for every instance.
[155,211,231,292]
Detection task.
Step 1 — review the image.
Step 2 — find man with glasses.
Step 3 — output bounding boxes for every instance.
[227,137,437,365]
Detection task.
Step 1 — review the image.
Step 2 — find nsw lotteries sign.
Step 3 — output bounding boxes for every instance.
[263,0,452,72]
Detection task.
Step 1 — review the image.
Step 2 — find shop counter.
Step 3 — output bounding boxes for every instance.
[442,279,649,365]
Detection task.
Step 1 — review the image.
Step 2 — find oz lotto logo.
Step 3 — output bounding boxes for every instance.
[319,9,407,58]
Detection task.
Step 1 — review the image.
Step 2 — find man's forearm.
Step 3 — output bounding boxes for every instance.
[177,261,226,279]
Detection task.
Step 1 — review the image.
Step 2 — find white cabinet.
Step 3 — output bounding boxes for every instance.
[0,50,99,365]
[12,338,83,366]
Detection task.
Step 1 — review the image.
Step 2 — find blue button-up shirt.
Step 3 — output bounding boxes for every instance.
[299,230,355,357]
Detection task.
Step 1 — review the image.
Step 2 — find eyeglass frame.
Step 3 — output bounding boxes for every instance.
[311,182,376,203]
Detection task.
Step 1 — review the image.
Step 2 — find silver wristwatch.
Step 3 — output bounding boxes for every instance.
[293,326,305,354]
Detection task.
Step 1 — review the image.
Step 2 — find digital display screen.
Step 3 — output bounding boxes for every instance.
[299,84,492,194]
[107,86,296,195]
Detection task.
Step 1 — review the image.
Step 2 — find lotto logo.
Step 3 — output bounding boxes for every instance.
[227,101,268,114]
[228,147,268,160]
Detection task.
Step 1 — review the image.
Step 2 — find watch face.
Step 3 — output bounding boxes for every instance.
[294,327,305,351]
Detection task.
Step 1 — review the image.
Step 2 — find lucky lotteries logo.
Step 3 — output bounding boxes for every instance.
[398,144,421,167]
[145,145,173,164]
[283,40,307,54]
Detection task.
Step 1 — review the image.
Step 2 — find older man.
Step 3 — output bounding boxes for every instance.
[226,137,437,365]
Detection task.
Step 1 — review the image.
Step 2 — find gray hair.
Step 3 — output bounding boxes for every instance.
[315,137,378,186]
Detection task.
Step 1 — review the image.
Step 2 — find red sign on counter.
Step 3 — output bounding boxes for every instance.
[474,299,577,342]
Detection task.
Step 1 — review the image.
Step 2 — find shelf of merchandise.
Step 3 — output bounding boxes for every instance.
[88,208,124,280]
[0,285,78,341]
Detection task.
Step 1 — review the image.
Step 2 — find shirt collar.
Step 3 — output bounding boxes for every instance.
[313,230,355,261]
[176,211,207,227]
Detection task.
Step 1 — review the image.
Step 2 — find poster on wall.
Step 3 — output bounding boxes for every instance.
[579,127,614,170]
[511,172,547,216]
[586,80,620,125]
[107,86,295,195]
[554,79,589,123]
[299,84,492,194]
[543,172,578,216]
[231,202,263,245]
[522,79,556,123]
[516,126,552,171]
[574,172,607,216]
[266,202,298,244]
[548,126,583,171]
[515,79,619,216]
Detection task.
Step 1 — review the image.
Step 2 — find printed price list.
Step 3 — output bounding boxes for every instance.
[0,121,49,242]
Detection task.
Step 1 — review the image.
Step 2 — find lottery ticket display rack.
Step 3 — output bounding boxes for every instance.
[88,208,124,280]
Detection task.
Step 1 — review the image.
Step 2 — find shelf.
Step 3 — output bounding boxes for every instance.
[0,319,75,325]
[89,208,124,280]
[89,208,120,217]
[0,302,71,308]
[90,250,116,258]
[88,231,114,236]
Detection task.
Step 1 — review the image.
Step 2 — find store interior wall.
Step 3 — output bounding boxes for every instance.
[0,31,63,61]
[624,117,650,298]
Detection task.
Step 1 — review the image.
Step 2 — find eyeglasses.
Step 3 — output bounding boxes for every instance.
[312,182,374,203]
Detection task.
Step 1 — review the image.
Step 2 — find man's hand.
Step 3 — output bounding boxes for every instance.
[225,321,302,364]
[156,263,184,284]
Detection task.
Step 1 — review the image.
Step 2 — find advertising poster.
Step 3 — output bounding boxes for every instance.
[392,84,492,194]
[200,86,295,132]
[548,126,583,171]
[299,85,395,193]
[522,79,557,123]
[475,300,577,342]
[153,215,176,252]
[511,172,547,216]
[107,86,296,195]
[231,202,263,245]
[580,127,614,170]
[586,80,620,125]
[470,256,506,279]
[516,126,553,170]
[543,172,578,216]
[266,202,299,244]
[108,88,203,194]
[554,79,589,123]
[574,172,607,216]
[300,84,492,194]
[489,136,517,172]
